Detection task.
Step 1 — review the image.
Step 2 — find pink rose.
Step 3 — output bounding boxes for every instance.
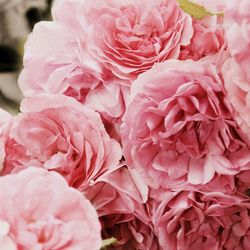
[53,0,193,81]
[153,190,250,250]
[84,165,160,250]
[0,109,12,172]
[121,59,250,189]
[1,94,122,190]
[19,20,98,97]
[180,15,225,60]
[0,220,16,250]
[0,167,101,250]
[19,21,129,123]
[223,59,250,146]
[236,170,250,195]
[0,109,11,127]
[224,0,250,73]
[222,0,250,144]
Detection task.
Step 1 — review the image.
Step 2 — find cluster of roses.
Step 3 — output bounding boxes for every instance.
[0,0,250,249]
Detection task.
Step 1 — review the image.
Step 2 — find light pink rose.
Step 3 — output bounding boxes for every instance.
[121,59,250,189]
[0,109,12,172]
[178,0,226,62]
[19,21,129,124]
[0,167,101,250]
[224,0,250,72]
[223,59,250,146]
[180,15,225,60]
[152,190,250,250]
[53,0,193,81]
[84,165,160,250]
[0,109,12,126]
[19,20,98,97]
[0,220,16,250]
[1,94,122,190]
[222,0,250,145]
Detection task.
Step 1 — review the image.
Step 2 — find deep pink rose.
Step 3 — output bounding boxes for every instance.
[0,167,101,250]
[152,190,250,250]
[121,59,250,189]
[19,21,129,124]
[180,15,225,60]
[0,94,122,190]
[222,0,250,145]
[84,165,161,250]
[53,0,193,81]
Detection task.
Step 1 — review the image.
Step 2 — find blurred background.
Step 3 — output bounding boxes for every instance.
[0,0,52,114]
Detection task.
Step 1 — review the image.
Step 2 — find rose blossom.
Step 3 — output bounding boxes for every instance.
[84,165,161,250]
[222,0,250,145]
[177,0,227,62]
[152,190,250,250]
[236,170,250,196]
[53,0,193,81]
[19,20,129,124]
[121,59,250,190]
[0,108,12,172]
[0,94,122,190]
[19,20,100,97]
[179,15,225,61]
[0,220,16,250]
[223,0,250,73]
[0,167,101,250]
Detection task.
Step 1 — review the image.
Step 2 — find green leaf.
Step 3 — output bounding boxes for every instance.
[177,0,224,20]
[101,237,117,249]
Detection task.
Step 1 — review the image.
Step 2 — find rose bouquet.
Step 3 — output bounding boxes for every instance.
[0,0,250,249]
